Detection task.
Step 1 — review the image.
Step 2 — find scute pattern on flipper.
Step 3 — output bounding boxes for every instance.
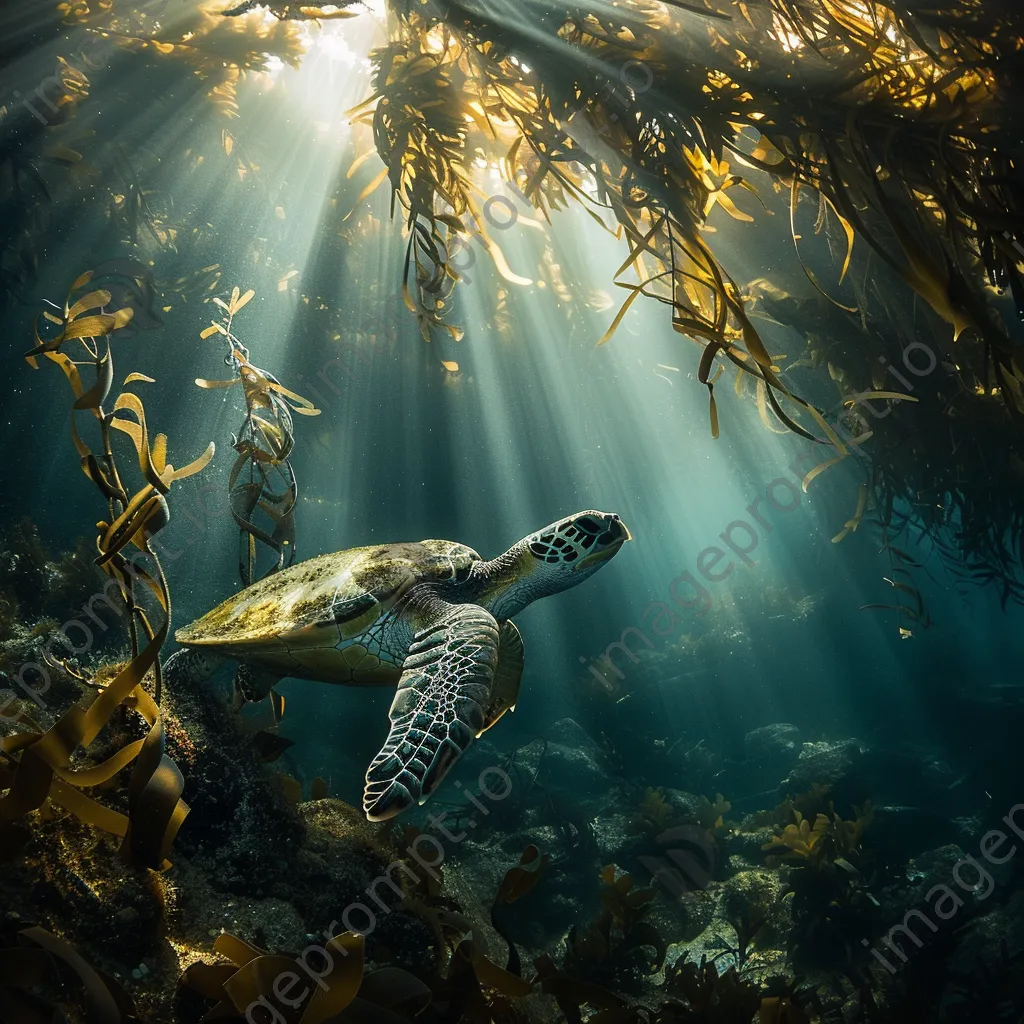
[363,605,498,821]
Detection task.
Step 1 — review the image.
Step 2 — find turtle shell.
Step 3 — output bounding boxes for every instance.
[174,539,480,684]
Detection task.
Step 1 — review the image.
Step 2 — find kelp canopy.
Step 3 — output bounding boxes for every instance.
[4,0,1024,598]
[339,0,1024,599]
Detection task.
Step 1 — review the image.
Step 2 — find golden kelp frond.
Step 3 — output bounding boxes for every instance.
[762,801,874,870]
[196,286,320,585]
[222,0,362,18]
[352,3,856,442]
[353,35,478,338]
[183,907,533,1020]
[630,785,679,835]
[345,0,1024,601]
[694,791,731,831]
[3,261,213,871]
[361,1,1022,418]
[182,930,368,1021]
[62,0,307,110]
[0,925,141,1022]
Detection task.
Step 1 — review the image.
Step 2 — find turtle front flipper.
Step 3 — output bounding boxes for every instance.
[363,604,498,821]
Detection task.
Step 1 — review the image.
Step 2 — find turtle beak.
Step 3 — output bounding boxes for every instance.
[573,546,619,572]
[604,514,631,544]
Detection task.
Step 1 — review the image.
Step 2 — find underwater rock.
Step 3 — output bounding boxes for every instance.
[291,798,436,969]
[868,804,967,860]
[781,738,864,799]
[0,813,167,967]
[857,746,967,814]
[660,788,708,822]
[873,843,975,937]
[906,843,967,880]
[743,723,802,782]
[661,877,791,985]
[159,662,305,894]
[444,838,556,956]
[176,864,307,954]
[218,897,306,952]
[650,884,718,946]
[728,825,783,866]
[0,521,121,660]
[720,869,790,953]
[949,888,1024,980]
[592,811,638,864]
[509,717,611,813]
[544,716,605,751]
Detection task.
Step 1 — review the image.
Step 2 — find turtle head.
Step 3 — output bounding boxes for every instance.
[475,511,631,619]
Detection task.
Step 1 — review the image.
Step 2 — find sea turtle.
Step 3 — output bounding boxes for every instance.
[166,510,631,820]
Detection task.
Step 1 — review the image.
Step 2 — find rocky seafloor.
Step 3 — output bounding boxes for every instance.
[4,687,1024,1021]
[2,530,1024,1022]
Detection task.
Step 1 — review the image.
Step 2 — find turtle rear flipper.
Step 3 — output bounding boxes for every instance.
[479,620,524,736]
[363,604,497,821]
[233,663,281,705]
[163,648,225,689]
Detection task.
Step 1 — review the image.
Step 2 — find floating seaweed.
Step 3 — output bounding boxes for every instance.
[330,1,1024,420]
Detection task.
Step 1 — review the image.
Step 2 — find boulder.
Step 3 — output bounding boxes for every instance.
[781,738,863,797]
[743,724,802,783]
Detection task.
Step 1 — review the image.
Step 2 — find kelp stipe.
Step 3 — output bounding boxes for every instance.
[196,286,321,586]
[0,260,214,871]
